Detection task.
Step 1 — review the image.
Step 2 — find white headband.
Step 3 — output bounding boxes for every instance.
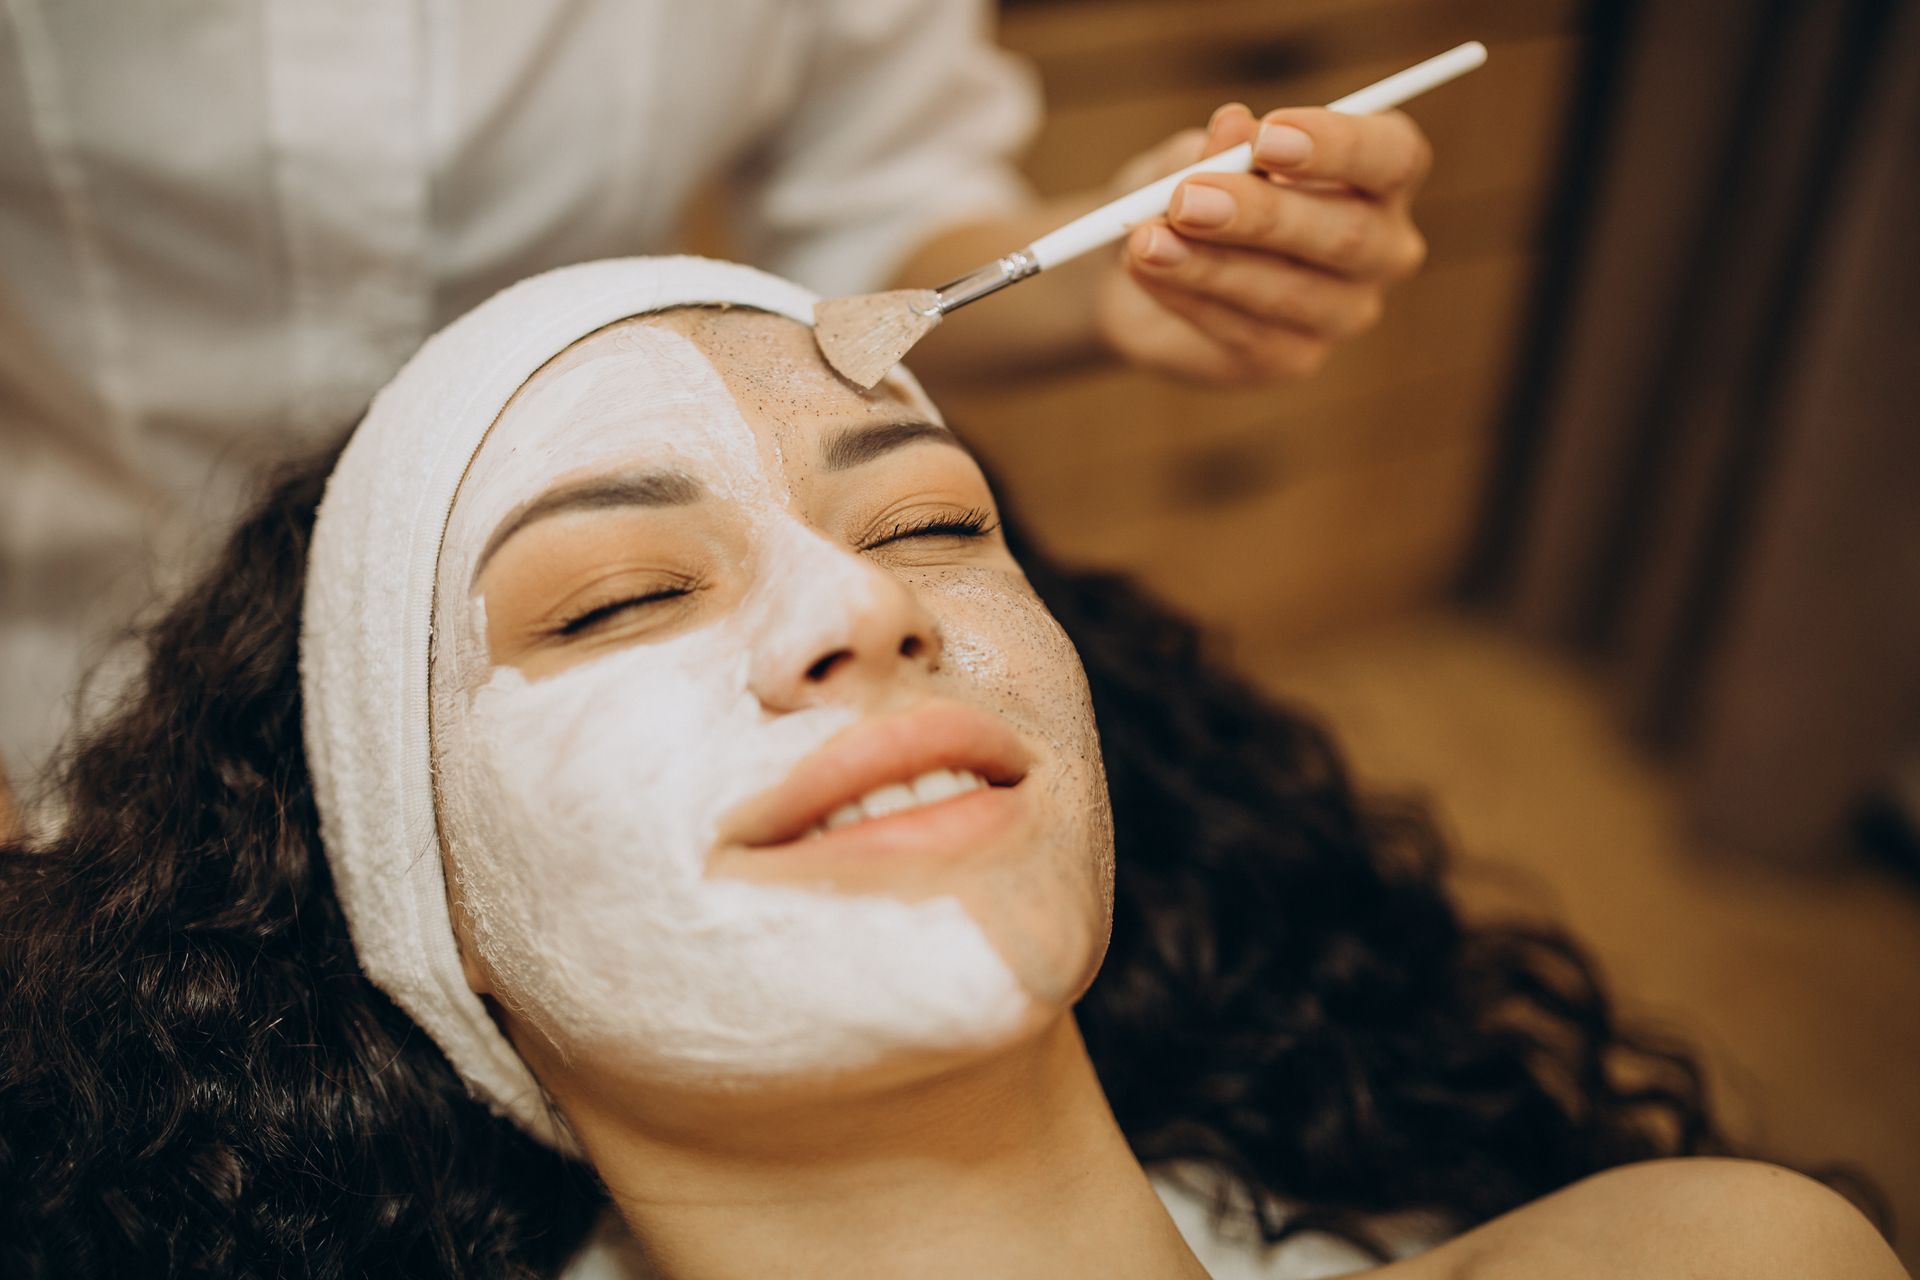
[300,257,834,1149]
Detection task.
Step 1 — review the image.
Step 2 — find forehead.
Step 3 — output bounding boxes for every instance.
[443,309,945,560]
[462,308,939,501]
[513,307,933,438]
[659,307,932,423]
[454,309,935,513]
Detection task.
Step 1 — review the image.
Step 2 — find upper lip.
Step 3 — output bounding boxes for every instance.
[720,702,1032,849]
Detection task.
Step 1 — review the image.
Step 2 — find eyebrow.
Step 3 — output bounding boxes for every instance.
[821,420,964,472]
[472,469,705,582]
[468,419,967,583]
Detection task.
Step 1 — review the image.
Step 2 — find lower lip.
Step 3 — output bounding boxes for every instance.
[732,783,1025,871]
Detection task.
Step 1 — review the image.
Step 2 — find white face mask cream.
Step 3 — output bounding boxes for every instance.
[428,316,1109,1093]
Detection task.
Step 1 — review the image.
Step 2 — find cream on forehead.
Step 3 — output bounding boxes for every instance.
[441,319,940,608]
[441,324,768,601]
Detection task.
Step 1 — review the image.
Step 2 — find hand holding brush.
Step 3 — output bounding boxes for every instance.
[816,41,1486,388]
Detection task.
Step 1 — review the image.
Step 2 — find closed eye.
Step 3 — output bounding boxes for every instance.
[556,584,697,637]
[859,507,998,551]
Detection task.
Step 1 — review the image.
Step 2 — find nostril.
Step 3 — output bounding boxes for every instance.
[805,649,853,682]
[801,634,931,685]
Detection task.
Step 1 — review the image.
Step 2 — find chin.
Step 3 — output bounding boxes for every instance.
[957,831,1115,1015]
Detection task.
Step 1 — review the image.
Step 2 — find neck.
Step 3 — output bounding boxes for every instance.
[565,1017,1207,1280]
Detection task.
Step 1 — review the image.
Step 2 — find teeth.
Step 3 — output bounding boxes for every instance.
[860,782,917,818]
[910,769,969,804]
[813,768,990,837]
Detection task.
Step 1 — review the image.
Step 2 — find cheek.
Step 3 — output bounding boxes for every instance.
[924,568,1100,761]
[436,620,762,962]
[435,635,748,984]
[920,569,1116,1002]
[471,649,737,869]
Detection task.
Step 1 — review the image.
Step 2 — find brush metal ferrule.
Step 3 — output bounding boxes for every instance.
[929,248,1040,316]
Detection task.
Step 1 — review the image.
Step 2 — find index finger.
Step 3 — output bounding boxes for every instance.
[1252,107,1433,198]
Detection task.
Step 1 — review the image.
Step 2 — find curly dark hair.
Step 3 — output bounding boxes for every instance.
[1,435,1744,1276]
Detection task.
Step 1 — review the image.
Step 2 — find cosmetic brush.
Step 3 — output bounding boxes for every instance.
[815,40,1487,388]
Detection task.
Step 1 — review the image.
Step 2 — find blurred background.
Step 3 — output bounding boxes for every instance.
[792,0,1920,1264]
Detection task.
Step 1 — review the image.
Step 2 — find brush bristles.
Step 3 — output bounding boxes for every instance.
[813,290,942,389]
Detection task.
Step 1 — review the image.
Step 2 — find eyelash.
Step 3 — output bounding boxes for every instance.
[556,580,700,637]
[553,508,997,638]
[859,506,999,551]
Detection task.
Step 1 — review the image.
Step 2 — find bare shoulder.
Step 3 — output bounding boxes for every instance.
[1368,1158,1907,1280]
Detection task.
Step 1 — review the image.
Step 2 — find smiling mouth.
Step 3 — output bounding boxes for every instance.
[806,767,993,838]
[721,702,1032,854]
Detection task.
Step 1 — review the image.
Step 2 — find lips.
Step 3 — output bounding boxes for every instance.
[720,702,1032,851]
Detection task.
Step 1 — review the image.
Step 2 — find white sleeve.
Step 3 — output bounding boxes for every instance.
[729,0,1041,297]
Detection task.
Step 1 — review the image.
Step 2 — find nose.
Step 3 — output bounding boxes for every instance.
[748,535,943,713]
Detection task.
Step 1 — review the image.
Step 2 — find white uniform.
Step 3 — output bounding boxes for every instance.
[0,0,1037,783]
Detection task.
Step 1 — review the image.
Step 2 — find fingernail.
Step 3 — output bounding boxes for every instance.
[1138,226,1189,267]
[1255,122,1313,168]
[1171,185,1235,229]
[1208,102,1248,132]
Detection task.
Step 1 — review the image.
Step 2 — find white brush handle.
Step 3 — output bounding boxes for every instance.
[1026,40,1487,271]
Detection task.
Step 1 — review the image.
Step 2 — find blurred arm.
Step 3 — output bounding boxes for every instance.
[727,0,1040,302]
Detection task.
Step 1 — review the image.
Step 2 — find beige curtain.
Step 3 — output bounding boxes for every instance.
[1467,0,1920,865]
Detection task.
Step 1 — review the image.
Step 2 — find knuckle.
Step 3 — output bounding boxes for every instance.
[1176,243,1225,291]
[1290,338,1334,378]
[1248,185,1295,246]
[1201,304,1270,361]
[1395,229,1429,280]
[1384,112,1434,189]
[1260,334,1331,380]
[1155,256,1232,315]
[1346,289,1385,337]
[1325,208,1373,272]
[1390,230,1436,282]
[1411,134,1435,184]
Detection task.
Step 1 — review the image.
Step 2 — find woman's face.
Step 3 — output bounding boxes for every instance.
[430,308,1113,1115]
